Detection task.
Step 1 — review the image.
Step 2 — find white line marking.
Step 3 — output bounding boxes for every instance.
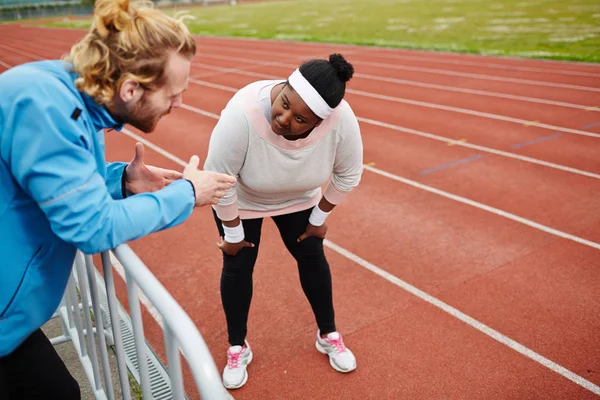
[0,43,43,60]
[0,59,11,68]
[355,117,600,180]
[354,53,600,79]
[200,33,600,72]
[179,103,221,120]
[118,126,600,397]
[121,128,188,166]
[348,89,600,138]
[350,72,597,112]
[363,164,600,251]
[198,45,600,93]
[323,240,600,396]
[356,59,600,93]
[189,78,238,93]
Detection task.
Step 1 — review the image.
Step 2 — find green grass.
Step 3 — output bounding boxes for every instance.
[42,0,600,62]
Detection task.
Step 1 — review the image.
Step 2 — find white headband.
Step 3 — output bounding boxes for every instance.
[287,68,333,119]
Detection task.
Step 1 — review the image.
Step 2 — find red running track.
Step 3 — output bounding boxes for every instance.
[1,23,599,400]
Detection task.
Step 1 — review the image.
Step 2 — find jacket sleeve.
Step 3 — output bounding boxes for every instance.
[105,162,128,199]
[5,80,195,254]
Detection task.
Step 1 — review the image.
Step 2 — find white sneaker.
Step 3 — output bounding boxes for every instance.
[222,340,253,389]
[315,331,356,373]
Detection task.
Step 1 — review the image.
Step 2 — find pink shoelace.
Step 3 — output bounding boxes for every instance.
[227,348,244,369]
[326,335,347,354]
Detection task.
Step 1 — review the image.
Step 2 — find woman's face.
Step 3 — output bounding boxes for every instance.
[270,83,322,137]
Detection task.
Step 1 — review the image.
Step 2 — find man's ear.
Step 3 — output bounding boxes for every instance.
[314,119,323,128]
[118,78,143,104]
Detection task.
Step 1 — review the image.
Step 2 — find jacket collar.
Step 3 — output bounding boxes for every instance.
[80,92,124,132]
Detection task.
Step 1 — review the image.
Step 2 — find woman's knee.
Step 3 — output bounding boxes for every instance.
[222,249,259,277]
[294,237,327,264]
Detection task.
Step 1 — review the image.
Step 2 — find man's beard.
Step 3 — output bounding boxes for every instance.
[125,94,169,133]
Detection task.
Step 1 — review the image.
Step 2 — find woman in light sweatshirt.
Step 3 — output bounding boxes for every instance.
[204,53,364,389]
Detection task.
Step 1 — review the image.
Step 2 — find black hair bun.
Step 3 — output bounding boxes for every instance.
[329,53,354,83]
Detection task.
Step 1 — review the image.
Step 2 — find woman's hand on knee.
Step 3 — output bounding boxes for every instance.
[297,223,328,242]
[217,236,255,256]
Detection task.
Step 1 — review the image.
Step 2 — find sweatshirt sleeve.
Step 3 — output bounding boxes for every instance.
[4,79,195,254]
[323,103,364,205]
[203,99,250,221]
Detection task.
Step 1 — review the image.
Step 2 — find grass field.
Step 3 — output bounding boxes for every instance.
[44,0,600,62]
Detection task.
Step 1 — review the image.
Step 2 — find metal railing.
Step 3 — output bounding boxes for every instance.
[50,245,229,400]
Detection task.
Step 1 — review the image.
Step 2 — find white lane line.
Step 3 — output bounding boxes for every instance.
[363,164,600,251]
[0,43,44,60]
[354,53,600,79]
[323,241,600,396]
[198,45,600,93]
[201,34,600,75]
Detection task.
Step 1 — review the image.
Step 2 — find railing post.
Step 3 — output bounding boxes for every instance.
[164,325,185,399]
[73,252,103,394]
[124,272,153,398]
[84,254,116,400]
[101,251,132,400]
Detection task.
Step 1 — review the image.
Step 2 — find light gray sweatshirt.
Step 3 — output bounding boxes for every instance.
[204,80,363,221]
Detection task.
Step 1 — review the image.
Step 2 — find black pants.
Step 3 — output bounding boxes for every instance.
[214,207,336,346]
[0,328,80,400]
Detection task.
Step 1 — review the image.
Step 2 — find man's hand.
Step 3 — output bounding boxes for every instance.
[125,143,183,195]
[183,155,237,207]
[216,236,254,256]
[297,223,328,242]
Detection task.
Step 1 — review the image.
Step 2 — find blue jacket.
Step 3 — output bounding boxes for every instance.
[0,60,195,356]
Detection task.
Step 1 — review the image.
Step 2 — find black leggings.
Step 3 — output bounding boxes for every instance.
[214,207,336,346]
[0,328,80,400]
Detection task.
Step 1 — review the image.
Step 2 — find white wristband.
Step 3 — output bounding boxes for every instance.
[308,205,331,227]
[223,222,244,243]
